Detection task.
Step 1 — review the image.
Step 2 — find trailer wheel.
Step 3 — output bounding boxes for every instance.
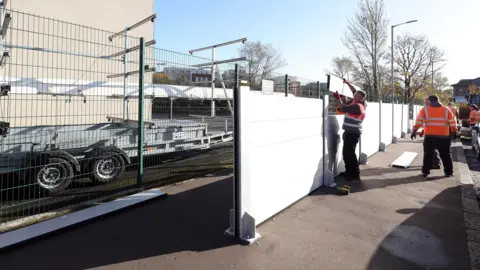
[90,152,125,184]
[35,157,74,194]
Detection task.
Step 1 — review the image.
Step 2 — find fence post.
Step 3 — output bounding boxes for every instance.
[137,37,145,186]
[284,74,288,97]
[233,63,241,239]
[379,93,384,151]
[401,96,405,138]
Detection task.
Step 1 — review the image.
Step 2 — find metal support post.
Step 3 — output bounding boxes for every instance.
[137,38,145,186]
[401,97,405,138]
[233,63,241,239]
[316,81,320,98]
[391,25,395,143]
[123,28,128,120]
[169,98,174,119]
[284,74,288,97]
[211,47,216,118]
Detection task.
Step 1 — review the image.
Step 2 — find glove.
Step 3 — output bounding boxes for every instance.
[411,131,417,140]
[333,91,340,100]
[343,78,347,83]
[452,132,458,140]
[419,130,424,138]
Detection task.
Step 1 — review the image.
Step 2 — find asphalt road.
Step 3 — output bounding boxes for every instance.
[0,142,233,225]
[461,138,480,193]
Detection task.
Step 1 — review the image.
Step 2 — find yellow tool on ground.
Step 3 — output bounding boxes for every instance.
[337,185,351,195]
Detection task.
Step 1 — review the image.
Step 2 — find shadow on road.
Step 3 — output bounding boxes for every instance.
[0,176,236,270]
[366,186,471,270]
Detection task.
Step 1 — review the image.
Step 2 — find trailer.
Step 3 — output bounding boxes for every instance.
[0,117,232,194]
[0,10,240,195]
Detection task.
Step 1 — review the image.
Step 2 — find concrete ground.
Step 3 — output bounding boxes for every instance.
[0,138,473,270]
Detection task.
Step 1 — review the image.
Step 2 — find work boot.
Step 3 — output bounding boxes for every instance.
[445,172,454,177]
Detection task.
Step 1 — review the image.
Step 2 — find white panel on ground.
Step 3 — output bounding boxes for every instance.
[0,189,166,249]
[327,74,353,98]
[391,151,418,168]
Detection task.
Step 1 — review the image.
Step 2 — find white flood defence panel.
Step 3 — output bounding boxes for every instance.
[402,104,409,134]
[361,102,380,158]
[0,189,166,250]
[391,151,418,168]
[238,86,324,230]
[380,103,393,149]
[327,74,354,98]
[393,104,403,139]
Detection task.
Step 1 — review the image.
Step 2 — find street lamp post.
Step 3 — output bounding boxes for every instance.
[391,20,418,142]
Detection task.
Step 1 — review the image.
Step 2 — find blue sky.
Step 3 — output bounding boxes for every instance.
[154,0,480,84]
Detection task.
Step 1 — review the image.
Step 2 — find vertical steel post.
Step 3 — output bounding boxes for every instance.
[316,81,320,99]
[211,47,216,118]
[284,74,288,97]
[401,97,404,137]
[137,38,145,186]
[391,25,395,143]
[233,63,241,239]
[123,28,128,119]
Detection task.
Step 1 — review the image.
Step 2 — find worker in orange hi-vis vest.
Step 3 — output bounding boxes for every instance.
[447,102,459,124]
[411,95,457,178]
[334,86,367,182]
[418,98,441,170]
[468,104,479,126]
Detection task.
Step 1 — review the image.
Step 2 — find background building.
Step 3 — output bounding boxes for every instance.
[0,0,155,126]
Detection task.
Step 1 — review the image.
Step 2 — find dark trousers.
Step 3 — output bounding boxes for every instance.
[433,150,441,167]
[342,131,360,178]
[423,136,453,175]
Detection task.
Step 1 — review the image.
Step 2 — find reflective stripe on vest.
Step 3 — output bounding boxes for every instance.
[449,107,457,116]
[342,102,366,133]
[423,106,454,137]
[424,106,449,126]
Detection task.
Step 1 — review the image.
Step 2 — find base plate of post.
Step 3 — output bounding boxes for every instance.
[224,227,261,245]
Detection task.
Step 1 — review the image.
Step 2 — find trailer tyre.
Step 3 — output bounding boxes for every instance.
[90,152,125,184]
[35,157,74,194]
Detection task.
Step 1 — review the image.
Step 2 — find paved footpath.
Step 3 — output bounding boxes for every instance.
[0,138,476,270]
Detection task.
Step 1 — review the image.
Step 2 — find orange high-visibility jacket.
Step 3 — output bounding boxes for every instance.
[414,106,457,137]
[468,110,478,124]
[475,111,480,123]
[448,106,457,117]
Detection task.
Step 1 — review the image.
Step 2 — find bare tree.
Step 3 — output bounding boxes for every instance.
[342,0,389,96]
[326,56,355,81]
[392,33,445,102]
[239,41,287,88]
[433,72,450,92]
